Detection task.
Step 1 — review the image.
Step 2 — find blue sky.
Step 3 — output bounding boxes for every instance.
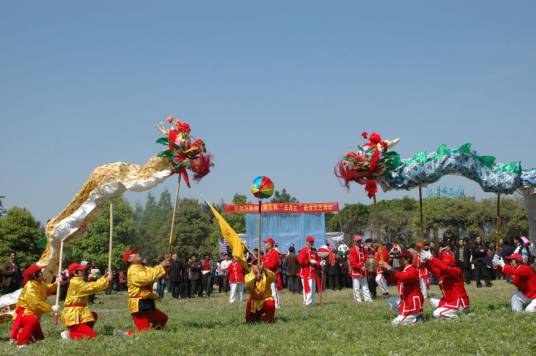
[1,1,535,223]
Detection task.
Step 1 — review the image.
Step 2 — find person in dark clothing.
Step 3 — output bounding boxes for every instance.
[169,254,184,299]
[485,246,496,280]
[327,248,341,290]
[201,254,214,297]
[364,239,377,299]
[455,238,473,284]
[285,246,300,293]
[189,255,202,297]
[1,252,22,294]
[500,239,516,258]
[471,236,492,288]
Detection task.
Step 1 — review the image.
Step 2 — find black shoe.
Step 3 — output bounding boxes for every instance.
[476,284,482,288]
[485,284,492,288]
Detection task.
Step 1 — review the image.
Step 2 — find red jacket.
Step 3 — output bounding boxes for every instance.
[413,254,429,279]
[395,265,424,316]
[427,258,470,309]
[297,247,319,280]
[374,246,389,274]
[262,249,280,272]
[501,264,536,298]
[227,261,244,283]
[348,246,368,278]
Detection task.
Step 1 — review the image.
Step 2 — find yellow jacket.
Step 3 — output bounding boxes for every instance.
[61,276,109,327]
[17,280,56,319]
[245,268,275,313]
[127,264,166,314]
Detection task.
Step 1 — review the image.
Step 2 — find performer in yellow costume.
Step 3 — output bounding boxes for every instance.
[123,246,170,334]
[61,263,110,340]
[14,264,57,346]
[245,265,276,323]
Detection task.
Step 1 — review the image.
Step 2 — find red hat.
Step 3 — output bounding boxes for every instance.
[263,237,275,245]
[306,236,315,243]
[399,250,413,260]
[123,246,141,263]
[23,264,45,285]
[439,251,456,265]
[504,253,524,262]
[67,263,87,276]
[354,235,362,242]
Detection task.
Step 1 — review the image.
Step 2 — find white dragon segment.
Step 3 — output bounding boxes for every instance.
[0,117,216,319]
[37,156,173,280]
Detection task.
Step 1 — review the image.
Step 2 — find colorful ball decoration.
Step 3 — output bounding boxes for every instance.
[251,176,274,199]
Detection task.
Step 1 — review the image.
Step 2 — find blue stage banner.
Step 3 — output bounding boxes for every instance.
[245,213,326,253]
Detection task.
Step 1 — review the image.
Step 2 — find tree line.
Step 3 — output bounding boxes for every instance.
[0,191,528,272]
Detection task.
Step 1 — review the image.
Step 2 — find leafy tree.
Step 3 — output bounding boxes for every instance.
[69,197,138,271]
[368,197,417,245]
[166,199,215,259]
[271,189,299,203]
[0,207,43,268]
[328,204,369,245]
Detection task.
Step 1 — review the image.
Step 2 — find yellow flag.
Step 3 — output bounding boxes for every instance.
[206,201,249,269]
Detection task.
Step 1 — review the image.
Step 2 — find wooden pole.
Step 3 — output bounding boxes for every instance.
[108,202,113,277]
[495,193,501,253]
[53,240,64,326]
[419,186,425,241]
[257,200,262,267]
[168,176,182,255]
[372,195,378,241]
[372,195,385,262]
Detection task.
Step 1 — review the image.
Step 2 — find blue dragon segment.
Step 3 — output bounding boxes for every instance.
[335,133,536,198]
[381,143,535,194]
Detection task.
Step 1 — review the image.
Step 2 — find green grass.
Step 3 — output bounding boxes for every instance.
[1,281,535,355]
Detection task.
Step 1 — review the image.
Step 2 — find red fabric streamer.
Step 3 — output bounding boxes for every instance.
[365,179,378,199]
[168,130,178,151]
[190,154,213,182]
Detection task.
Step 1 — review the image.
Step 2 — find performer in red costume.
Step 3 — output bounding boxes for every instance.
[414,242,430,299]
[348,235,371,303]
[372,240,390,297]
[262,237,281,308]
[380,250,424,325]
[493,253,536,313]
[297,236,321,306]
[420,249,470,319]
[227,256,245,303]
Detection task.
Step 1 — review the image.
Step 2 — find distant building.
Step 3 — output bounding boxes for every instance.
[426,185,465,199]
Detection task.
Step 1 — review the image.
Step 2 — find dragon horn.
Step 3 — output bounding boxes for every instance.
[156,122,170,135]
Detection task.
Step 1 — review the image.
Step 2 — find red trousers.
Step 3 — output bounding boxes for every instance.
[17,315,45,345]
[10,307,24,340]
[245,299,275,323]
[68,312,98,339]
[128,309,168,334]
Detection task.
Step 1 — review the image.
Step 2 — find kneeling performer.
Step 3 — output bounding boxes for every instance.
[124,247,170,334]
[61,263,111,340]
[493,253,536,313]
[245,265,276,323]
[380,250,424,325]
[420,249,470,319]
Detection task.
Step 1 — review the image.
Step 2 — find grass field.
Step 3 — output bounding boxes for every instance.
[0,281,534,355]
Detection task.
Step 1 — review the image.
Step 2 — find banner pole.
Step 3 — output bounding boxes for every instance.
[168,175,182,255]
[419,186,425,241]
[108,202,113,279]
[257,200,262,267]
[495,193,501,253]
